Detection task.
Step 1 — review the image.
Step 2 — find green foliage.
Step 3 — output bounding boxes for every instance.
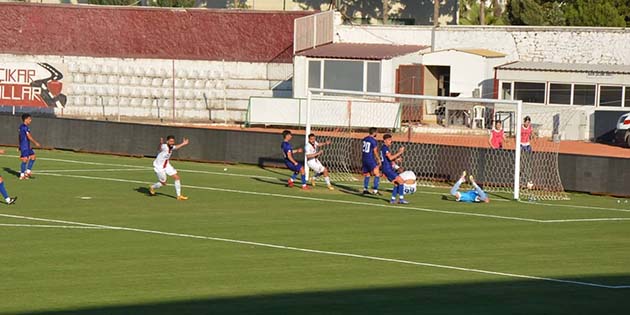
[459,0,506,25]
[88,0,137,5]
[506,0,546,25]
[563,0,627,27]
[148,0,197,7]
[506,0,629,27]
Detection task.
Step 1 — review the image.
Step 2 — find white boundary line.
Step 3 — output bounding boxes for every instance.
[0,223,107,230]
[5,154,629,212]
[34,172,630,224]
[37,168,150,173]
[0,212,628,290]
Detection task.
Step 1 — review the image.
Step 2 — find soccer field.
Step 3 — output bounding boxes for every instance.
[0,147,629,315]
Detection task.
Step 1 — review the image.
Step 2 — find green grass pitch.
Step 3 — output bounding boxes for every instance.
[0,147,629,314]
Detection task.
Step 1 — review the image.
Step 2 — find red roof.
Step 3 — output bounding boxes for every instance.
[0,3,312,63]
[297,43,429,60]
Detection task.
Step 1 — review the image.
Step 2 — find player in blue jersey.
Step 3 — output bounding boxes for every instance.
[281,130,310,190]
[450,171,490,203]
[361,127,381,195]
[18,114,41,180]
[380,134,408,204]
[0,150,17,205]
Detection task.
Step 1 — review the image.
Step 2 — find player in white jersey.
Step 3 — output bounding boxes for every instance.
[149,135,189,200]
[399,170,417,195]
[304,133,334,190]
[392,158,417,195]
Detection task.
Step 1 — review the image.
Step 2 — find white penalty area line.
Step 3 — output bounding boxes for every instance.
[0,223,107,230]
[34,172,630,224]
[9,154,630,213]
[0,212,628,290]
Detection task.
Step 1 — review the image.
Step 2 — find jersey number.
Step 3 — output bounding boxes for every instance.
[362,141,371,153]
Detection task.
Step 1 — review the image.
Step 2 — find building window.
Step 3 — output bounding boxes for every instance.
[625,87,630,107]
[308,60,321,89]
[501,82,512,100]
[514,82,545,104]
[323,60,364,92]
[366,62,381,93]
[307,59,381,94]
[548,83,572,105]
[599,86,623,107]
[573,84,596,106]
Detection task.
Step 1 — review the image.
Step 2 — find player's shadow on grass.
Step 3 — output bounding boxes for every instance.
[252,177,290,187]
[258,165,290,178]
[333,183,384,200]
[3,167,22,178]
[133,187,176,199]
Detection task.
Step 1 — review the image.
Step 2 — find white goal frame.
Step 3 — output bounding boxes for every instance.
[305,88,524,200]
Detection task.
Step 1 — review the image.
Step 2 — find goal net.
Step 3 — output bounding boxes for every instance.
[304,89,577,201]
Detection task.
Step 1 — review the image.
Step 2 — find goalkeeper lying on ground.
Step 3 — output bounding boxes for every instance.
[448,171,490,203]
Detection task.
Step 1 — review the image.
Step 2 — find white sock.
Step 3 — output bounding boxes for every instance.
[5,197,10,203]
[174,180,181,196]
[151,182,163,190]
[325,177,331,185]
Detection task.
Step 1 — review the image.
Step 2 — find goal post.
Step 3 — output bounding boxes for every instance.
[305,88,571,201]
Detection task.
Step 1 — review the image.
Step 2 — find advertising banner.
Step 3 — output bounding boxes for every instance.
[0,62,67,108]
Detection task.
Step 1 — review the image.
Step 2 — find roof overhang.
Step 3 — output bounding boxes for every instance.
[496,61,630,75]
[296,43,430,60]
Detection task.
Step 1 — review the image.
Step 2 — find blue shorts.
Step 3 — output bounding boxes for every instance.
[521,145,532,153]
[362,159,378,174]
[20,148,34,158]
[285,161,303,173]
[383,168,399,182]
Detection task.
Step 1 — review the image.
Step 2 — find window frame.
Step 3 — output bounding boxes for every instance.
[305,58,381,94]
[597,84,624,108]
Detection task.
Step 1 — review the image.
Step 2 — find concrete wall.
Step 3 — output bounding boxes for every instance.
[0,114,626,196]
[0,3,308,63]
[336,25,630,65]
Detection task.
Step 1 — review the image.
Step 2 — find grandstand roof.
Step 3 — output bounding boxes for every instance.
[296,43,430,60]
[0,3,311,63]
[497,61,630,74]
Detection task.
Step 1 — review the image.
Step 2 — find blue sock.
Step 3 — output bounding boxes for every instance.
[373,177,380,190]
[27,159,35,170]
[398,185,405,199]
[363,176,370,190]
[20,162,27,174]
[300,174,306,185]
[0,182,8,199]
[291,173,297,181]
[391,185,399,200]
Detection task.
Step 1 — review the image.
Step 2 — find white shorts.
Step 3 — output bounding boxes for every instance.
[403,182,417,194]
[154,163,177,183]
[307,159,326,174]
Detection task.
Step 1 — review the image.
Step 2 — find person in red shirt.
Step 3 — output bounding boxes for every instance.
[489,121,505,149]
[520,116,534,152]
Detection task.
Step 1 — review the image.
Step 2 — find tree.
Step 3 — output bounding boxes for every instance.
[460,0,505,25]
[433,0,440,26]
[88,0,137,5]
[479,0,486,25]
[383,0,390,24]
[149,0,196,7]
[506,0,546,25]
[564,0,626,27]
[492,0,502,18]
